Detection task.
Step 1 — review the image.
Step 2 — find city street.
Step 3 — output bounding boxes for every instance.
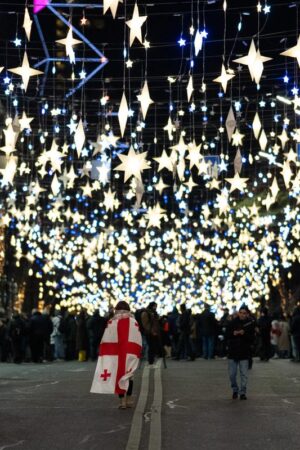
[1,358,300,450]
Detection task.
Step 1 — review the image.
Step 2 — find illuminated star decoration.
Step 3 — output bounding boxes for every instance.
[213,64,235,93]
[118,92,129,137]
[146,204,166,228]
[194,29,207,56]
[225,173,249,193]
[115,146,150,182]
[19,111,34,131]
[281,35,300,68]
[126,3,147,46]
[137,81,154,119]
[103,0,123,19]
[56,28,82,64]
[23,7,33,41]
[233,39,272,84]
[8,52,43,92]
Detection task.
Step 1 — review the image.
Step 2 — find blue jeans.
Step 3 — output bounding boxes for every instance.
[202,336,214,359]
[228,359,248,395]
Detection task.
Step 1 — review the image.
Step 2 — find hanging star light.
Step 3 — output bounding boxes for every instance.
[103,188,116,211]
[137,81,154,119]
[0,157,17,186]
[213,64,235,93]
[186,141,202,170]
[23,7,32,41]
[118,92,129,137]
[8,52,43,92]
[126,3,147,46]
[252,112,262,139]
[280,160,293,188]
[163,117,174,141]
[187,75,194,102]
[146,204,166,228]
[231,129,245,146]
[277,128,289,148]
[19,111,34,131]
[225,172,249,193]
[56,28,82,64]
[74,119,85,157]
[225,106,236,142]
[234,40,271,85]
[103,0,123,19]
[281,36,300,68]
[154,178,170,194]
[153,149,173,172]
[115,146,150,182]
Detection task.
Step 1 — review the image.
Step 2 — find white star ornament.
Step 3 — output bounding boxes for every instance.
[8,52,43,92]
[213,64,235,93]
[103,0,123,19]
[126,3,147,46]
[137,81,153,119]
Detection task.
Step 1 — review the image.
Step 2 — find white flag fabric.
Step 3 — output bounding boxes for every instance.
[90,312,142,395]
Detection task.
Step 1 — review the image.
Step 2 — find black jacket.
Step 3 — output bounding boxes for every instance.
[226,317,255,360]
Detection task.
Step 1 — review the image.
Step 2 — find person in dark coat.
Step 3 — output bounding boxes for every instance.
[141,302,162,365]
[86,310,107,360]
[76,309,88,361]
[199,304,217,359]
[9,311,26,363]
[226,306,255,400]
[257,307,272,361]
[29,309,47,363]
[291,306,300,362]
[64,311,77,360]
[175,303,195,361]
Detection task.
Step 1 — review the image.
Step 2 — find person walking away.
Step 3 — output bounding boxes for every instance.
[175,304,195,360]
[90,301,142,409]
[29,309,47,363]
[199,303,217,359]
[141,302,161,365]
[226,306,255,400]
[87,310,107,361]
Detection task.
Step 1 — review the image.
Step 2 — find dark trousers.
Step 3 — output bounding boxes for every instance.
[146,335,161,364]
[119,380,133,398]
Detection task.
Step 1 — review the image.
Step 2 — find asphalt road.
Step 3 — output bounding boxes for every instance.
[0,358,300,450]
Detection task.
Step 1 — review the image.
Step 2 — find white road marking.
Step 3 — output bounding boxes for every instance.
[148,359,162,450]
[126,363,150,450]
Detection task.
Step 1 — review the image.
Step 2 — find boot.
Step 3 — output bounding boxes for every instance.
[119,397,127,409]
[126,396,134,408]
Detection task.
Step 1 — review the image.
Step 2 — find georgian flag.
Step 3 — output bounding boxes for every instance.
[90,315,142,394]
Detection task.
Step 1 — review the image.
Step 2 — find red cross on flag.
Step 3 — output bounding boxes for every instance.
[90,314,142,394]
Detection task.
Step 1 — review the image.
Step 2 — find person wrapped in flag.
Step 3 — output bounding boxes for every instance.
[90,301,142,409]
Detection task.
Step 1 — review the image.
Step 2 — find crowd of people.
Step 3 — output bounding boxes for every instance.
[0,302,300,366]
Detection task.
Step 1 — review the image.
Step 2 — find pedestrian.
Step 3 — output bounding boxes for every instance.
[8,311,26,363]
[257,307,272,361]
[278,314,290,358]
[175,303,195,361]
[199,303,217,359]
[86,310,106,361]
[226,306,255,400]
[141,301,161,365]
[51,309,65,360]
[90,300,142,409]
[76,309,88,362]
[290,306,300,362]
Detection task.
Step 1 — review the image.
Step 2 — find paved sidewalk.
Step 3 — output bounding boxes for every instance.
[0,358,300,449]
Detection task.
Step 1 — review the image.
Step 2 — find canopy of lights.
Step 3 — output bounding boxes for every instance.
[1,0,300,314]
